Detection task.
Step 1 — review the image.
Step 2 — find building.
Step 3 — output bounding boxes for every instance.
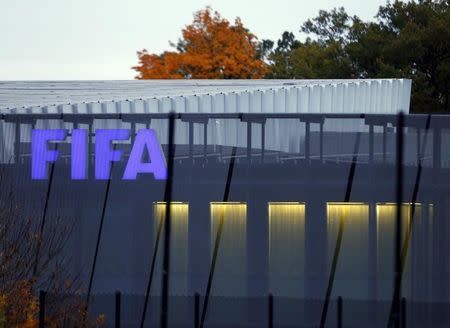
[1,79,449,326]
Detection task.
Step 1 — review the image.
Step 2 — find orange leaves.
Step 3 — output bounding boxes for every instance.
[0,280,106,327]
[0,280,38,327]
[133,7,268,79]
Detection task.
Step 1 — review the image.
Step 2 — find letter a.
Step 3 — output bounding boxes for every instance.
[123,129,167,180]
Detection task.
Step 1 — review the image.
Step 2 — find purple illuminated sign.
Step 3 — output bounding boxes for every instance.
[31,129,167,180]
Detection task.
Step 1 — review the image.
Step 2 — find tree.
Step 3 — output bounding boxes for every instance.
[348,0,450,112]
[266,0,450,112]
[133,7,268,79]
[301,7,352,45]
[0,172,104,326]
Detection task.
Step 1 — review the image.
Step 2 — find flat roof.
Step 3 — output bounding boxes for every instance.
[0,79,409,111]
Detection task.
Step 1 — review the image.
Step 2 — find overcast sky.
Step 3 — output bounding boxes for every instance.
[0,0,388,80]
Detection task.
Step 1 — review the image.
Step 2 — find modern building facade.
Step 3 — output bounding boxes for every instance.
[1,80,449,326]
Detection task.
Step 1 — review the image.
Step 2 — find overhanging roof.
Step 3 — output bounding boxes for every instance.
[0,79,411,114]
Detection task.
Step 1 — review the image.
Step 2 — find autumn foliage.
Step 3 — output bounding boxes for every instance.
[0,173,105,327]
[133,7,268,79]
[0,280,105,327]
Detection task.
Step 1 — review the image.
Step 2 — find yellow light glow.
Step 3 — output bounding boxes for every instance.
[376,203,422,230]
[326,202,369,297]
[375,203,422,299]
[376,202,422,206]
[153,202,189,294]
[327,203,369,227]
[268,202,305,297]
[154,201,187,204]
[210,202,247,297]
[327,202,367,206]
[210,201,246,205]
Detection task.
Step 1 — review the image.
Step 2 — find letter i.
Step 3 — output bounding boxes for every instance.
[71,129,87,179]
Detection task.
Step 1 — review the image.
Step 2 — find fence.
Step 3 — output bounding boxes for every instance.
[1,112,449,167]
[38,292,450,327]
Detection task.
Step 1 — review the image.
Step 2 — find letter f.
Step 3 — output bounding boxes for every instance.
[32,129,66,179]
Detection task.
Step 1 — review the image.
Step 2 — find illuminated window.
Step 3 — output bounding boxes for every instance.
[153,202,189,295]
[268,202,305,297]
[210,202,247,297]
[376,203,422,299]
[327,202,369,299]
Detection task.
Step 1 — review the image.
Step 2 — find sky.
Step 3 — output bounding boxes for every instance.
[0,0,388,80]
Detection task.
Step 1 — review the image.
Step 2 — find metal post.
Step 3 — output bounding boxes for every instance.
[88,123,93,170]
[115,291,121,328]
[305,121,310,162]
[14,121,20,164]
[400,297,406,328]
[416,128,421,166]
[160,114,176,328]
[194,293,200,328]
[261,122,266,163]
[337,296,343,328]
[39,290,46,328]
[203,122,208,162]
[383,125,387,164]
[268,294,273,328]
[131,122,136,144]
[369,124,374,164]
[319,122,324,163]
[189,122,194,163]
[392,113,404,328]
[247,122,252,163]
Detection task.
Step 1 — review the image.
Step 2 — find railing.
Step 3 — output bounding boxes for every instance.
[1,112,449,168]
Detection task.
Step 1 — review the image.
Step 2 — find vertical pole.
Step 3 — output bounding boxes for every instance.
[88,123,93,172]
[160,113,176,328]
[131,122,136,144]
[39,290,46,328]
[261,122,266,163]
[189,122,194,163]
[369,124,374,164]
[400,297,406,328]
[115,291,121,328]
[194,293,200,328]
[383,125,387,164]
[392,112,404,328]
[247,122,252,163]
[14,121,20,164]
[319,121,324,163]
[416,128,421,166]
[203,122,208,162]
[268,294,273,328]
[305,121,310,162]
[337,296,342,328]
